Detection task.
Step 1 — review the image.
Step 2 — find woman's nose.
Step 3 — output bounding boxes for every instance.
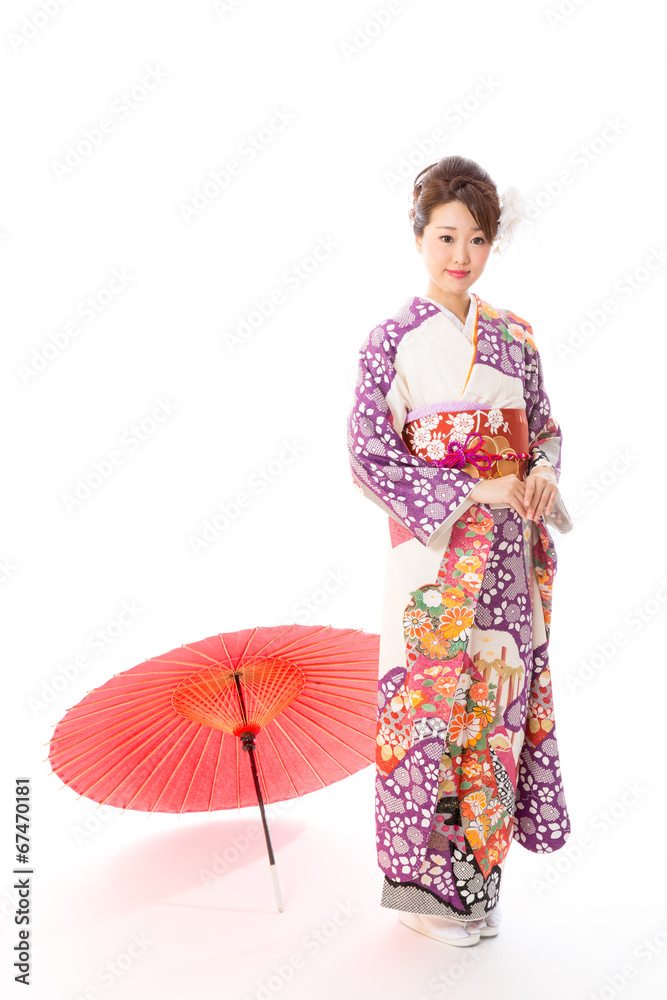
[451,244,469,266]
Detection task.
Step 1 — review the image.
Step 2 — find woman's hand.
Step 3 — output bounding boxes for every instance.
[468,475,528,519]
[523,467,558,521]
[469,467,559,522]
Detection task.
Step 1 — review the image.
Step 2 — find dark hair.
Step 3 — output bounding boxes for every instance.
[409,155,500,243]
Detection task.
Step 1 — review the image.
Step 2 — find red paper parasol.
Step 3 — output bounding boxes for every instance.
[48,623,379,910]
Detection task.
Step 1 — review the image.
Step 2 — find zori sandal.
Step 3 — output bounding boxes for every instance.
[398,911,481,946]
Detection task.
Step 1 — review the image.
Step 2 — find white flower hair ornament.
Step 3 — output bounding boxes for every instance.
[491,185,534,255]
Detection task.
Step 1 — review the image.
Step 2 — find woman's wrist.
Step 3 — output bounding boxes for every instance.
[528,464,558,486]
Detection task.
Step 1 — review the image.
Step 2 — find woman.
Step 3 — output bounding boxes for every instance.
[347,156,574,947]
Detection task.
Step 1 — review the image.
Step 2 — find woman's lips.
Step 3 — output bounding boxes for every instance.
[446,269,468,278]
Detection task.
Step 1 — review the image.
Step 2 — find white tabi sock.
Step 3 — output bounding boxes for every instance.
[468,904,503,930]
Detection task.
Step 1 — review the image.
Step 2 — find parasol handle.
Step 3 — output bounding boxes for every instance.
[269,863,284,913]
[233,673,285,912]
[240,730,284,913]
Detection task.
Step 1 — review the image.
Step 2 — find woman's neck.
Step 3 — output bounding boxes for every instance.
[425,287,473,325]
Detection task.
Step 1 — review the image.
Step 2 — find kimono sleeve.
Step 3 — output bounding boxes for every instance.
[523,329,574,534]
[347,333,482,547]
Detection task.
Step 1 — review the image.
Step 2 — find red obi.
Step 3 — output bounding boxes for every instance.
[402,404,530,482]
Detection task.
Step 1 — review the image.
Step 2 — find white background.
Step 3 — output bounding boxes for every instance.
[3,1,666,997]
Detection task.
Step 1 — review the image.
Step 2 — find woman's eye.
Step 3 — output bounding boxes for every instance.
[439,235,486,244]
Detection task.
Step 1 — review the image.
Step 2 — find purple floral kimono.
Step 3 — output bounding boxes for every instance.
[347,291,574,922]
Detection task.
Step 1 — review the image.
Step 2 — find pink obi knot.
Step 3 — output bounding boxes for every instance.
[434,431,529,472]
[403,405,531,482]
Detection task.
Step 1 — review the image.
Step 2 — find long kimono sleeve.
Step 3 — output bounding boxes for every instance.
[347,332,481,547]
[523,329,574,534]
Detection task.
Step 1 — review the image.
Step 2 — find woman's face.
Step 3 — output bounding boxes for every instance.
[415,199,492,296]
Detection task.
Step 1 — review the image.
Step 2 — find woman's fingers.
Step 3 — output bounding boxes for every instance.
[510,483,529,519]
[523,473,560,521]
[543,484,558,519]
[526,478,540,519]
[503,478,532,520]
[523,474,535,513]
[527,478,545,519]
[477,474,557,522]
[529,480,557,521]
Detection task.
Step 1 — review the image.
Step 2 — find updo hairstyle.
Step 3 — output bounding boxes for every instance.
[409,156,501,244]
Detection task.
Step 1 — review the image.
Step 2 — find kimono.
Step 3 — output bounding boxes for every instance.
[347,290,574,922]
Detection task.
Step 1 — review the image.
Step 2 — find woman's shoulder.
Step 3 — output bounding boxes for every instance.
[359,293,538,356]
[476,296,537,353]
[358,295,442,354]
